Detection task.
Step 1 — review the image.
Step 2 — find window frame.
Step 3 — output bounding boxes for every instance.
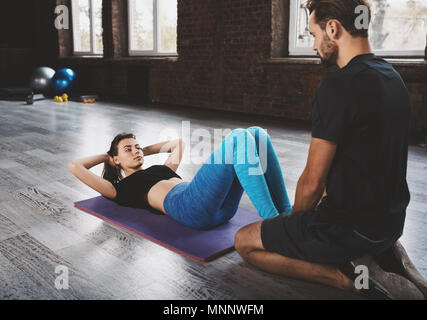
[128,0,178,56]
[288,0,425,57]
[71,0,103,56]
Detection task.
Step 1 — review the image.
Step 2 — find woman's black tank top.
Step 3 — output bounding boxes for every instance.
[112,165,182,214]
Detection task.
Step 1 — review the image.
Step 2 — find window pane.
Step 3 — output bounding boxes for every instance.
[370,0,427,51]
[74,0,91,52]
[158,0,177,53]
[131,0,154,50]
[296,0,313,48]
[93,0,104,54]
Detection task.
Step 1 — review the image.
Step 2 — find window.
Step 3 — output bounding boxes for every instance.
[288,0,427,56]
[71,0,103,55]
[289,0,314,55]
[128,0,178,55]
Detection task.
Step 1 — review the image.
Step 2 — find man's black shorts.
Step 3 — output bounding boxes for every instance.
[261,209,398,264]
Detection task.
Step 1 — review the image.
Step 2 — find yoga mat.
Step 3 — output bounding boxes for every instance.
[74,196,261,262]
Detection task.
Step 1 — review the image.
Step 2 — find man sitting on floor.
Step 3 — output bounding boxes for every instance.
[234,0,425,299]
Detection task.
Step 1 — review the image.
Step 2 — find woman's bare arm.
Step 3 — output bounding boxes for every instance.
[68,153,117,199]
[142,139,178,156]
[142,139,185,172]
[71,153,109,169]
[163,139,185,172]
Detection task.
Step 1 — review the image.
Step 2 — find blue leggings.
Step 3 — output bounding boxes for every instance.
[163,126,292,229]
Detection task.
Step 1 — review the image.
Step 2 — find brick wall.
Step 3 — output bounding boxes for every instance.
[56,0,427,136]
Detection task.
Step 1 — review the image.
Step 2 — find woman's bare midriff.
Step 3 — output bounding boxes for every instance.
[146,177,184,214]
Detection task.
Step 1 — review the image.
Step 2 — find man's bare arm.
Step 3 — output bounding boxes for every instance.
[291,138,336,214]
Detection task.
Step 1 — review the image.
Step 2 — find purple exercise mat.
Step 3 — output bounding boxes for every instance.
[74,196,261,261]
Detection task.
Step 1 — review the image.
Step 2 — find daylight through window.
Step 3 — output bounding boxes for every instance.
[71,0,103,55]
[128,0,178,55]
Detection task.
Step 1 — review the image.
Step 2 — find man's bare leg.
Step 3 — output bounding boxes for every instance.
[234,221,356,292]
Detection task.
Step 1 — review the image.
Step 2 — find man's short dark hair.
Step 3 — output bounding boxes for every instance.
[306,0,371,38]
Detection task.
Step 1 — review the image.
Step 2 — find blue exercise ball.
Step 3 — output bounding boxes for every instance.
[51,68,77,95]
[30,67,56,94]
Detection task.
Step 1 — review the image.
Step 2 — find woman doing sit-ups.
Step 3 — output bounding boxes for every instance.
[68,127,292,229]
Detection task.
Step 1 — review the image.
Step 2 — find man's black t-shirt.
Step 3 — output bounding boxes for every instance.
[312,53,411,239]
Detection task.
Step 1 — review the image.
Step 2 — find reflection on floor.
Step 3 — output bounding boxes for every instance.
[0,99,425,299]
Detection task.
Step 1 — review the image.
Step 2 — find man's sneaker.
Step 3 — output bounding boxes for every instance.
[374,240,427,299]
[352,255,425,300]
[337,262,393,300]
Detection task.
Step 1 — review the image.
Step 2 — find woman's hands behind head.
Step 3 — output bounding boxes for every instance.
[106,153,118,168]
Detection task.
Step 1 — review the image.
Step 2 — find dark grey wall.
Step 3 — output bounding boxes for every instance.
[0,0,58,87]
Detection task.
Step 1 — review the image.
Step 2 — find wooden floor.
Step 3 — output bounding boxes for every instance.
[0,99,426,300]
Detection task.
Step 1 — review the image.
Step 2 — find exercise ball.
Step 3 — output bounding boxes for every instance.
[29,67,56,94]
[51,68,77,96]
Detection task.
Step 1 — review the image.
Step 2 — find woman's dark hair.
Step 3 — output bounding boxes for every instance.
[305,0,371,38]
[102,132,136,184]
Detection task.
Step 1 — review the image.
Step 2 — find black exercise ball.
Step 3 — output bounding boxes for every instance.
[29,67,56,94]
